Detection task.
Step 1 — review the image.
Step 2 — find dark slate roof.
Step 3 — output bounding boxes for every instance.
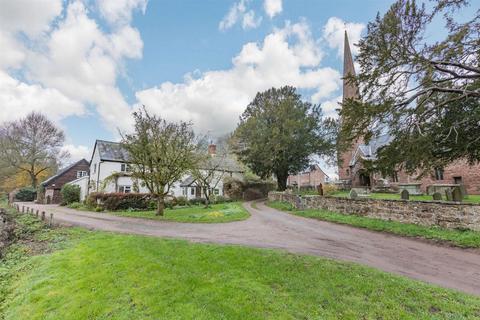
[41,159,89,186]
[180,176,195,187]
[95,140,130,162]
[350,134,393,166]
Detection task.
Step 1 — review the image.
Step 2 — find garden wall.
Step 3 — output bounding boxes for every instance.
[268,192,480,231]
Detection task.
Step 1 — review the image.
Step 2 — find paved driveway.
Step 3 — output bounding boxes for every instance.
[17,201,480,296]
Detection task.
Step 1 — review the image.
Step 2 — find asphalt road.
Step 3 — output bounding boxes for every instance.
[17,201,480,296]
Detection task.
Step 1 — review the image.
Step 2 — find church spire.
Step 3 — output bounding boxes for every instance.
[343,30,359,102]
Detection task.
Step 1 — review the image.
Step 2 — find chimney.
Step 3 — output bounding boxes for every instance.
[208,144,217,156]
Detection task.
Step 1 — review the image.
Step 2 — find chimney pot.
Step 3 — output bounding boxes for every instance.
[208,144,217,155]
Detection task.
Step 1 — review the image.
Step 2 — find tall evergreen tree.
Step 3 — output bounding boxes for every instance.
[341,0,480,175]
[232,86,335,191]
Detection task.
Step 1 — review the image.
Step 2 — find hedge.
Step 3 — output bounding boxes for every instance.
[87,192,156,211]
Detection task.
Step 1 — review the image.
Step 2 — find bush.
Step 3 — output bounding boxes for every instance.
[323,184,338,195]
[87,193,155,211]
[15,187,36,202]
[60,185,81,205]
[213,195,230,204]
[188,198,204,206]
[67,202,83,209]
[175,196,188,206]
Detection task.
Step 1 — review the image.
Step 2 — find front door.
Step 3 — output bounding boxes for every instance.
[359,172,371,187]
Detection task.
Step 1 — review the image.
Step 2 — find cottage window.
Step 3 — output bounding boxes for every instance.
[434,168,444,180]
[214,188,220,195]
[77,171,87,178]
[120,163,131,172]
[190,187,195,196]
[93,163,97,174]
[118,185,131,193]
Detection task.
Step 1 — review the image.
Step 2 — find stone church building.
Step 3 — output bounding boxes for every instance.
[338,32,480,195]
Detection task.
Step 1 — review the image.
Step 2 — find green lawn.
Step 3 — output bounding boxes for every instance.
[73,202,250,223]
[267,201,480,248]
[329,191,480,203]
[2,202,480,319]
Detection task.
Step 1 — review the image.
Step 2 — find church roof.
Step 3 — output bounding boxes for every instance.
[349,134,393,166]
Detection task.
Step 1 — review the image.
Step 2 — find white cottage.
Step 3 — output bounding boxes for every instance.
[71,140,244,201]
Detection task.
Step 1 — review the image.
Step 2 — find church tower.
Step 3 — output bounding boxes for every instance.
[337,31,361,182]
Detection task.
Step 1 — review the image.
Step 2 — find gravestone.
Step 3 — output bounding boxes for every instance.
[317,183,324,196]
[452,186,463,202]
[432,192,442,201]
[459,184,467,198]
[445,189,453,201]
[400,189,409,200]
[349,189,358,199]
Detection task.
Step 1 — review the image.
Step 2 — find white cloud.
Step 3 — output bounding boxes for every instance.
[319,95,342,119]
[24,1,142,132]
[62,144,91,162]
[242,10,262,30]
[97,0,148,25]
[323,17,365,57]
[219,0,261,31]
[0,31,26,69]
[264,0,282,18]
[136,21,341,136]
[0,70,85,124]
[0,0,62,36]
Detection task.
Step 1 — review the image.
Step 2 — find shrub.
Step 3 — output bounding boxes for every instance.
[67,202,83,209]
[323,183,338,195]
[188,198,204,206]
[175,196,188,206]
[87,193,155,211]
[60,184,81,205]
[213,195,229,204]
[15,187,36,202]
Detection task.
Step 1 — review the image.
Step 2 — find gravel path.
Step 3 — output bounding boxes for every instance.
[17,201,480,296]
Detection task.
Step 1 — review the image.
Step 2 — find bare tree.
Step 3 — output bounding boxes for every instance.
[190,143,228,208]
[0,112,68,188]
[121,108,197,216]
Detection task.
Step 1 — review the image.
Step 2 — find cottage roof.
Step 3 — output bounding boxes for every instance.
[41,159,89,186]
[95,140,130,162]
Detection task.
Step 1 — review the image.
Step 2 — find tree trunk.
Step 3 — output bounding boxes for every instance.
[30,172,37,189]
[276,172,288,191]
[203,187,210,208]
[156,196,165,216]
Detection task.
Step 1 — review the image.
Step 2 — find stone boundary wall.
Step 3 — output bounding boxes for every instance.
[268,192,480,231]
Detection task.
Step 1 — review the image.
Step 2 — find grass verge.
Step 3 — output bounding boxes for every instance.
[71,202,250,223]
[267,201,480,248]
[2,201,480,318]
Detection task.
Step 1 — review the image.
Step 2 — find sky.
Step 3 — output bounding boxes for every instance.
[1,0,476,177]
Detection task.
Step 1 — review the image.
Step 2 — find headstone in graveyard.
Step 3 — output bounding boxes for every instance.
[432,192,442,201]
[452,186,463,202]
[349,189,358,199]
[317,183,324,196]
[400,189,409,200]
[445,188,453,201]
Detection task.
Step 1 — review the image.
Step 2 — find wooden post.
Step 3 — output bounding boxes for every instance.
[41,211,45,221]
[21,206,25,213]
[27,207,30,214]
[36,210,39,218]
[49,213,53,226]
